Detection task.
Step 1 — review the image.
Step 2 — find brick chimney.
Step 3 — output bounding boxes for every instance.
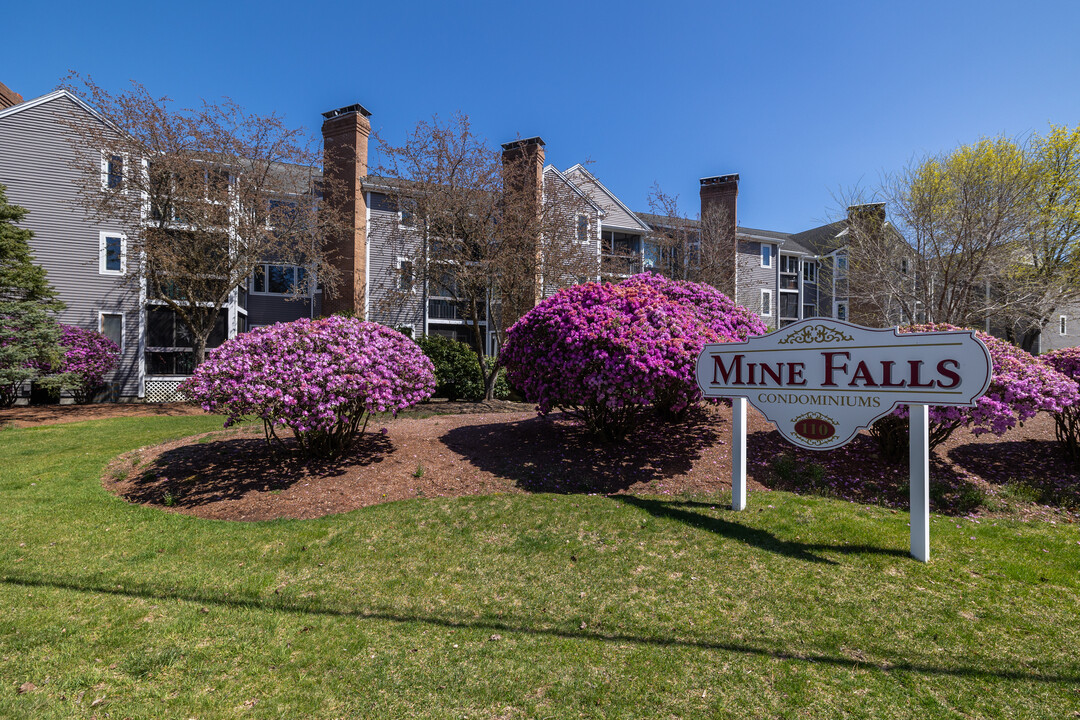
[0,81,23,110]
[847,202,886,227]
[321,103,371,317]
[700,174,739,238]
[501,137,546,306]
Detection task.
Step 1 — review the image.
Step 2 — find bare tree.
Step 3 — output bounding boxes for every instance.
[842,138,1031,329]
[372,115,596,398]
[645,184,740,297]
[843,130,1080,345]
[62,74,343,367]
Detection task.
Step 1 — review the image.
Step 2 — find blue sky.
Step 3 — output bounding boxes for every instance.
[4,0,1078,232]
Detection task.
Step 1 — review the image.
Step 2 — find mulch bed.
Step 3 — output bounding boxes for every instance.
[101,404,1080,523]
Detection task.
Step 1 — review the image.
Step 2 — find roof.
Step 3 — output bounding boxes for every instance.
[0,88,123,135]
[563,164,652,233]
[788,219,848,255]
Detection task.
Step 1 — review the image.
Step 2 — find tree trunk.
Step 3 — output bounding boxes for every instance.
[191,333,208,370]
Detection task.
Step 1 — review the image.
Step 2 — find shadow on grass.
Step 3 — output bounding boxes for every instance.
[440,407,723,494]
[1,571,1075,686]
[612,496,909,565]
[118,434,394,509]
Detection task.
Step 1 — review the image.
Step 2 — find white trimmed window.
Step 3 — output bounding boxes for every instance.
[802,261,816,283]
[251,264,310,295]
[836,255,848,276]
[101,152,124,190]
[99,312,124,351]
[99,232,126,275]
[760,244,773,268]
[576,214,589,243]
[1061,315,1068,335]
[760,289,773,317]
[399,199,417,228]
[836,302,848,321]
[397,257,415,292]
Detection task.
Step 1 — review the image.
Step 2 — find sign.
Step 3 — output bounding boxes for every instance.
[695,319,993,450]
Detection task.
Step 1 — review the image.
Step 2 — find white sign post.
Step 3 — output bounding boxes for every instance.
[696,319,992,561]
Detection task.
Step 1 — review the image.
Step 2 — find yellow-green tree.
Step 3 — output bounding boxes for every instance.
[845,128,1080,347]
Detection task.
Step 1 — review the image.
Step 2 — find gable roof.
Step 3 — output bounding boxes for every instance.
[0,88,123,135]
[544,165,604,215]
[563,164,651,233]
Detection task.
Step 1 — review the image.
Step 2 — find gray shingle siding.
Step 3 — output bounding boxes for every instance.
[0,94,142,398]
[365,192,424,332]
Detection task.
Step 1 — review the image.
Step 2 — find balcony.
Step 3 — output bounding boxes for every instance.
[429,298,485,321]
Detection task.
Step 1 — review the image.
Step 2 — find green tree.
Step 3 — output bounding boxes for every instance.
[0,184,64,405]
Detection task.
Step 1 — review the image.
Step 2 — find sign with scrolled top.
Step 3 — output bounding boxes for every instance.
[695,319,993,451]
[695,318,994,562]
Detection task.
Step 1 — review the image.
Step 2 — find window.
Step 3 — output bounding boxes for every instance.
[99,232,125,275]
[107,155,123,189]
[251,264,310,295]
[803,303,815,319]
[760,289,773,316]
[835,255,848,276]
[802,261,816,283]
[900,257,910,274]
[779,293,799,319]
[576,214,589,243]
[99,312,124,351]
[397,257,414,292]
[1061,315,1068,336]
[780,255,799,274]
[145,306,226,375]
[836,303,848,321]
[760,244,773,268]
[399,199,417,228]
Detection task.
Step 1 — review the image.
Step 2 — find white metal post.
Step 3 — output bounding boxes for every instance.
[909,403,930,562]
[732,396,747,511]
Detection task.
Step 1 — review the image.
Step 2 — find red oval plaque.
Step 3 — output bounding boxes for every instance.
[794,417,835,441]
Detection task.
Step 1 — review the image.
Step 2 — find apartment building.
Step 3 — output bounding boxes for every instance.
[0,85,906,403]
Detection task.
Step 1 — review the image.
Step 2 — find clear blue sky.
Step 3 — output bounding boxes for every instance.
[4,0,1078,232]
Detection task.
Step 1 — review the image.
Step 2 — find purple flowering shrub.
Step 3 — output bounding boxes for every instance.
[55,324,120,403]
[501,274,765,440]
[1039,347,1080,461]
[871,324,1079,460]
[182,316,435,458]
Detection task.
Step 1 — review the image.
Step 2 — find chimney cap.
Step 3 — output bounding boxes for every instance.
[322,103,372,120]
[700,173,739,186]
[501,136,546,151]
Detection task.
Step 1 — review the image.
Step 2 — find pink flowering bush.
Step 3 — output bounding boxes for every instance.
[182,316,435,458]
[501,274,765,440]
[871,323,1079,460]
[55,324,120,403]
[1039,347,1080,461]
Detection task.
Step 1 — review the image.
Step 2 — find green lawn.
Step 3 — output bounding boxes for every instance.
[1,416,1078,719]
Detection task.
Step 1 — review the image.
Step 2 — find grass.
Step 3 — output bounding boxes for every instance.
[0,417,1079,718]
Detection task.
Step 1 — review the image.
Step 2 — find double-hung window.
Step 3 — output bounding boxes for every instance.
[99,312,124,351]
[397,257,415,292]
[760,244,773,268]
[760,289,773,316]
[99,232,126,275]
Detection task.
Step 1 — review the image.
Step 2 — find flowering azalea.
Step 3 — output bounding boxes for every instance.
[182,316,435,458]
[886,324,1079,451]
[1039,346,1080,461]
[55,324,120,403]
[502,274,766,440]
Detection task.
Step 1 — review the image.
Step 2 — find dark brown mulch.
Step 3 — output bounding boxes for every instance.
[0,398,531,429]
[103,405,1080,523]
